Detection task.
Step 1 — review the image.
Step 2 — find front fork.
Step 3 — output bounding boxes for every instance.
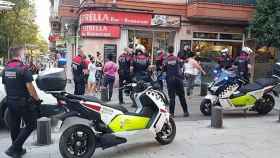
[205,94,218,105]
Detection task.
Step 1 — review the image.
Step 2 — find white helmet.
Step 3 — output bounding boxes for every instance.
[242,47,253,55]
[221,48,229,53]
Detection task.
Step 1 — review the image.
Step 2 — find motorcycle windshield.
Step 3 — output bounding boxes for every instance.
[214,69,235,85]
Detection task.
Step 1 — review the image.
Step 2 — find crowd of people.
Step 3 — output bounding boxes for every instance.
[71,45,252,117]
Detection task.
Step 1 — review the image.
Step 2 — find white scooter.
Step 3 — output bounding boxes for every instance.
[36,69,176,158]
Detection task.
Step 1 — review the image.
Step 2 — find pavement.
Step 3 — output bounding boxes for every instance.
[1,85,280,157]
[1,115,280,158]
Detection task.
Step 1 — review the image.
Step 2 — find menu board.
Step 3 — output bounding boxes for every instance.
[104,44,117,63]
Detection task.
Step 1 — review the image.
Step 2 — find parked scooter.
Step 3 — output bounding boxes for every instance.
[36,69,176,158]
[200,68,280,116]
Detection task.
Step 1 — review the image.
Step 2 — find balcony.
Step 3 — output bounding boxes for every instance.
[187,0,256,6]
[187,0,256,25]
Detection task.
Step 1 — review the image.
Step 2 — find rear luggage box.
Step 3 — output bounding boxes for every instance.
[36,68,67,91]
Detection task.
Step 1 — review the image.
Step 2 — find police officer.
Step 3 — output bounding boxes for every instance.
[72,49,87,95]
[155,49,166,90]
[132,47,151,82]
[233,47,253,82]
[163,46,189,117]
[118,48,132,104]
[3,46,41,158]
[217,48,233,69]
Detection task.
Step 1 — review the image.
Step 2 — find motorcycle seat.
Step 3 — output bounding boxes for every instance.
[255,78,277,87]
[66,95,129,113]
[239,83,264,93]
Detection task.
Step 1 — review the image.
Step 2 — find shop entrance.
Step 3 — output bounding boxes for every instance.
[192,41,243,59]
[128,30,175,59]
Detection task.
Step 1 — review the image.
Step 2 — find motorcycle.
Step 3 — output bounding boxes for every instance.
[200,68,280,116]
[36,69,176,158]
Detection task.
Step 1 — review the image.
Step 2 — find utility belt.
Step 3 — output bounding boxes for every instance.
[7,96,41,114]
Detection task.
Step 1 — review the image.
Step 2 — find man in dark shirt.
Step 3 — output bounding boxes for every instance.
[118,48,133,104]
[163,46,189,117]
[3,46,41,158]
[72,49,87,95]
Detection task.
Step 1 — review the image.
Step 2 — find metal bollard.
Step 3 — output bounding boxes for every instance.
[278,110,280,122]
[101,87,109,102]
[37,117,52,145]
[211,106,223,128]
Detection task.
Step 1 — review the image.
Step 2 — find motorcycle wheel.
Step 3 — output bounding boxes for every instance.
[200,99,212,116]
[255,94,275,115]
[59,125,96,158]
[155,117,176,145]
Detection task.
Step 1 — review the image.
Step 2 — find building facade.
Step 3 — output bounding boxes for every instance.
[50,0,276,78]
[77,0,256,61]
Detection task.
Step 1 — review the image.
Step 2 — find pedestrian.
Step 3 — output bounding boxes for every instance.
[131,47,151,82]
[95,51,103,91]
[155,48,166,90]
[163,46,189,117]
[232,47,253,82]
[103,54,118,101]
[178,45,191,62]
[118,48,133,104]
[3,46,41,158]
[83,55,90,94]
[72,49,87,95]
[88,57,97,96]
[184,51,206,96]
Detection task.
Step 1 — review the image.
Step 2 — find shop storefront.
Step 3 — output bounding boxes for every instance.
[191,32,244,59]
[79,9,181,62]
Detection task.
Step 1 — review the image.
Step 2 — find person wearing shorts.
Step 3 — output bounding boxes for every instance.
[88,57,97,95]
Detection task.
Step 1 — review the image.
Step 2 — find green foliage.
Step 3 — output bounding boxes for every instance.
[250,0,280,48]
[0,0,48,56]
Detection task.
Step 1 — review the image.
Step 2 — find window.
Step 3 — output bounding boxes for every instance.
[220,33,243,40]
[193,32,218,39]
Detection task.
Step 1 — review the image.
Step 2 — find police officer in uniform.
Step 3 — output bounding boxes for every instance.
[3,46,41,158]
[132,48,151,82]
[217,48,233,69]
[163,46,189,117]
[118,48,132,104]
[233,47,253,82]
[72,49,87,95]
[155,49,166,90]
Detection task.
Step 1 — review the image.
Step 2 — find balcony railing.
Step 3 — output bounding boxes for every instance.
[187,0,256,6]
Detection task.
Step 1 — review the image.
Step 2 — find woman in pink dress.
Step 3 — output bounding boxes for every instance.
[103,54,118,101]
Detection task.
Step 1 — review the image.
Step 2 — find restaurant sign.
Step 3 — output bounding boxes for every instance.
[80,25,121,38]
[80,11,152,26]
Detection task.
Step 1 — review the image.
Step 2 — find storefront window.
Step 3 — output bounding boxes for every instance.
[220,33,243,40]
[193,32,218,39]
[128,30,175,57]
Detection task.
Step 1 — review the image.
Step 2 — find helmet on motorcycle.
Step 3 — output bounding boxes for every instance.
[221,48,229,56]
[241,47,253,55]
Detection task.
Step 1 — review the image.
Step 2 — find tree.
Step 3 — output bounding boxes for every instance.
[250,0,280,48]
[0,0,48,57]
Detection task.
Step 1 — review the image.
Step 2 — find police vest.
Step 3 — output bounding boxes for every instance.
[236,57,249,75]
[133,54,149,73]
[166,55,183,80]
[3,60,31,97]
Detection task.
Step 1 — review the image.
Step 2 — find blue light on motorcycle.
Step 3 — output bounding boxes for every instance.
[213,70,218,74]
[224,77,229,80]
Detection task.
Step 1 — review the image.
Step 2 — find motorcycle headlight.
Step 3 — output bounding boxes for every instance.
[210,86,219,92]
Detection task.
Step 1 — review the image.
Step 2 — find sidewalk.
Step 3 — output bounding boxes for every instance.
[1,115,280,158]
